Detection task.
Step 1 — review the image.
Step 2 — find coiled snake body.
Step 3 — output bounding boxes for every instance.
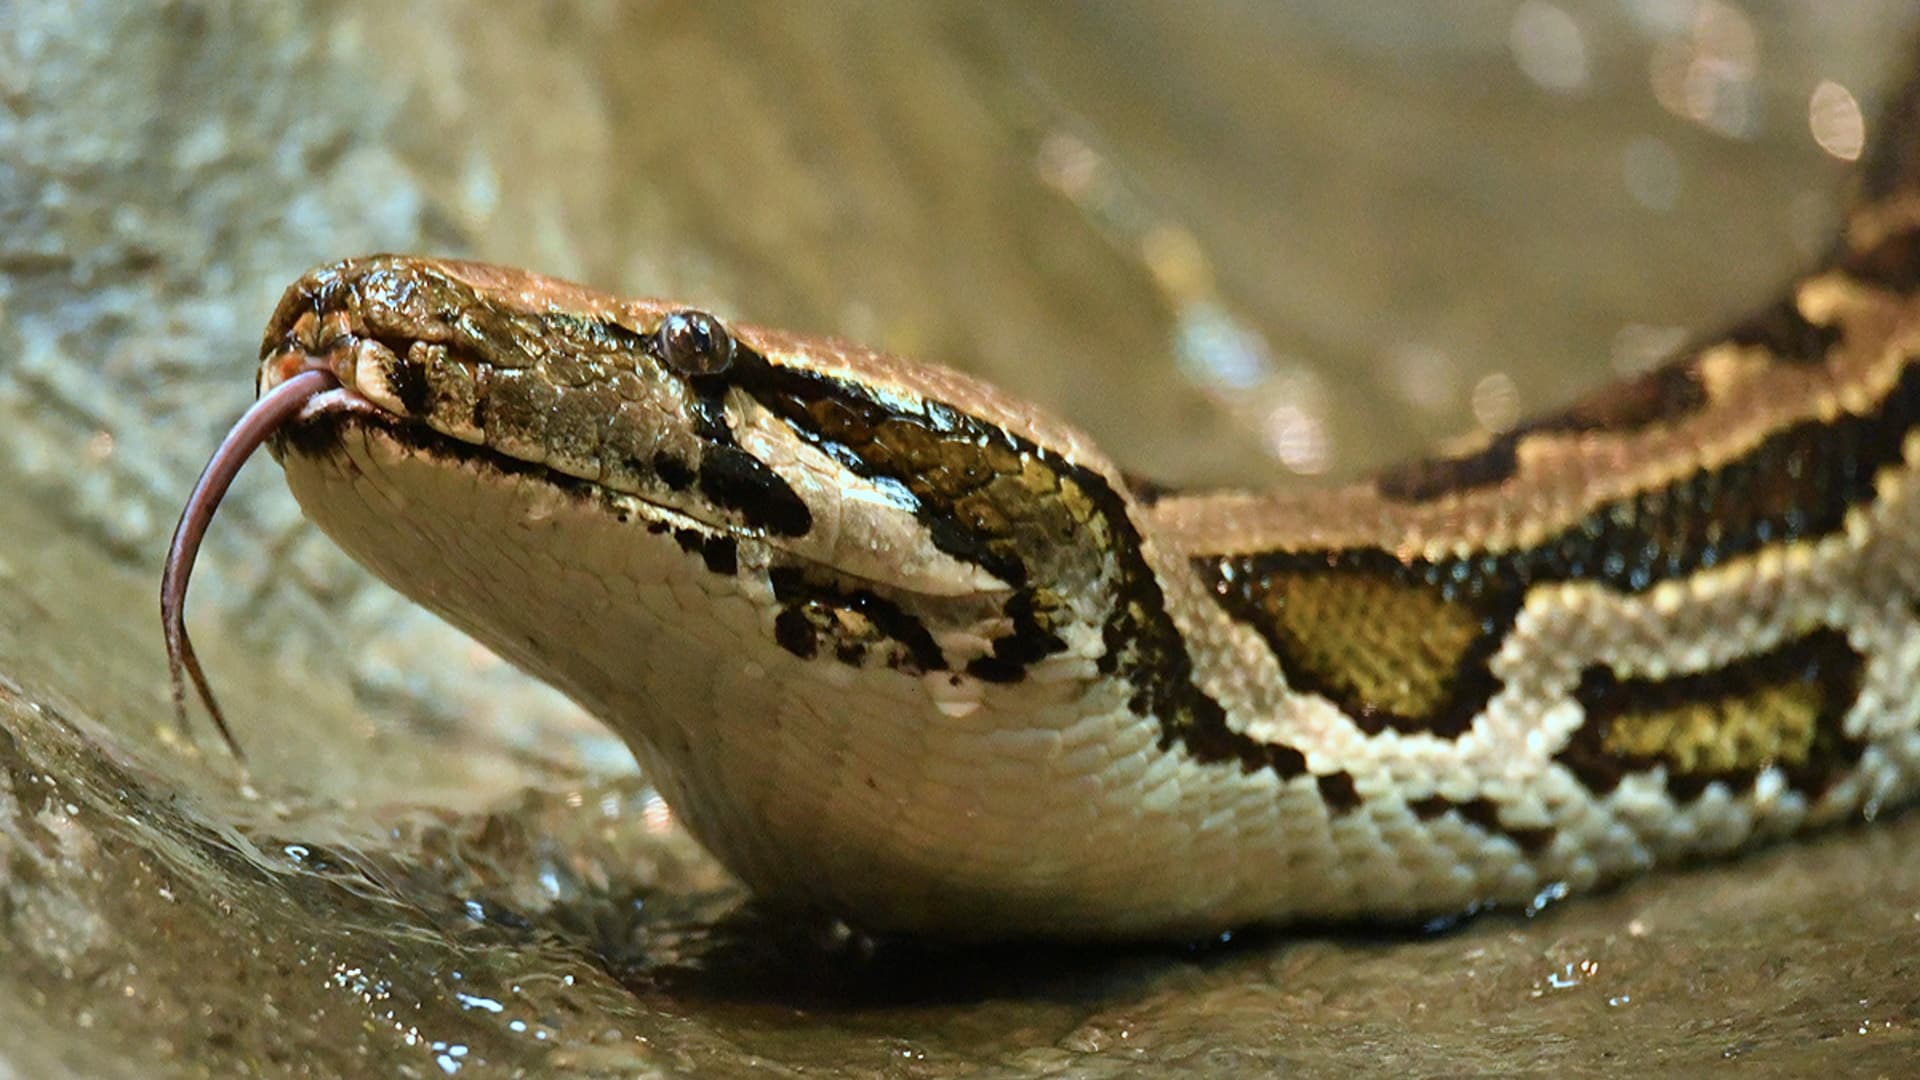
[165,91,1920,940]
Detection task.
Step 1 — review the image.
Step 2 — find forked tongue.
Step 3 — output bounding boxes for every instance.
[160,367,338,759]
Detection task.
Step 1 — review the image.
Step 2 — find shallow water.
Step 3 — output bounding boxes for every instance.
[5,498,1919,1074]
[4,2,1920,1075]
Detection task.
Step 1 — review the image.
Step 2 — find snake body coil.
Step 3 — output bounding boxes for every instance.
[166,83,1920,939]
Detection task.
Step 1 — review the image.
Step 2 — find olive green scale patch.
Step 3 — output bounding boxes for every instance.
[1557,627,1865,801]
[1598,682,1823,775]
[1203,557,1514,737]
[1253,570,1485,720]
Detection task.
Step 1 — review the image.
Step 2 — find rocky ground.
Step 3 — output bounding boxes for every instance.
[2,3,1916,1075]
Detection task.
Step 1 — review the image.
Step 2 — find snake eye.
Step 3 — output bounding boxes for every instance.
[657,309,734,376]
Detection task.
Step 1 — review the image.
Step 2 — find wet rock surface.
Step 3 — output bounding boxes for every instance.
[3,2,1919,1075]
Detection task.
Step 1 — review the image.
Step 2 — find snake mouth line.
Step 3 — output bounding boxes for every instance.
[276,396,733,543]
[282,399,1000,609]
[261,318,757,532]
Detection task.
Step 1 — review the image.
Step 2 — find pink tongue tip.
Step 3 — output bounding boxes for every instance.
[160,366,339,759]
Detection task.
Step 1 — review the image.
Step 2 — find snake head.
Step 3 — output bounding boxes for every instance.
[234,256,1231,934]
[257,255,1142,607]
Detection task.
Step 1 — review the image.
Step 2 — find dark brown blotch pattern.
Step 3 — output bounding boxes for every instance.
[731,359,1320,785]
[652,451,695,491]
[967,589,1069,684]
[1375,361,1711,502]
[383,348,435,416]
[1315,771,1360,814]
[767,566,945,675]
[1408,794,1554,854]
[1722,294,1844,360]
[1374,287,1858,503]
[669,528,739,576]
[1210,355,1920,743]
[696,445,813,537]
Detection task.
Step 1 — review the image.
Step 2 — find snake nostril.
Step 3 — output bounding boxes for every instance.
[656,309,734,376]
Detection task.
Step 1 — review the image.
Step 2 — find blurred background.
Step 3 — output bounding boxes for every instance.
[2,2,1918,1075]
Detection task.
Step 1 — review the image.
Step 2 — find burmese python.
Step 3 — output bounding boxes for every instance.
[162,88,1920,941]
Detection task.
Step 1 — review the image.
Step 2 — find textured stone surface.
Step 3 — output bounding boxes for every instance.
[2,1,1919,1075]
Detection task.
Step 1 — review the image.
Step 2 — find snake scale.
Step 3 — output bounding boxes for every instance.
[162,78,1920,940]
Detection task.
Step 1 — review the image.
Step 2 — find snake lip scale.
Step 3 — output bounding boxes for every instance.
[165,90,1920,940]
